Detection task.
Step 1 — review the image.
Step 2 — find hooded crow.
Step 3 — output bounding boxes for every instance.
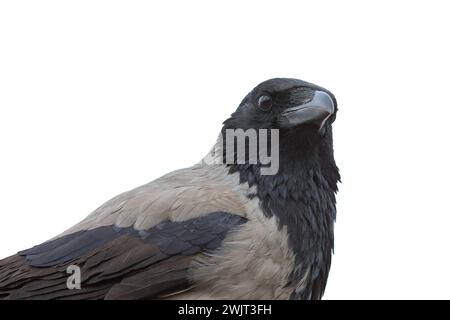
[0,78,340,300]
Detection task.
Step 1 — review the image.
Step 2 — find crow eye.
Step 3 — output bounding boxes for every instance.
[258,95,273,111]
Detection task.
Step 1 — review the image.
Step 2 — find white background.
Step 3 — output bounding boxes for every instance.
[1,1,449,299]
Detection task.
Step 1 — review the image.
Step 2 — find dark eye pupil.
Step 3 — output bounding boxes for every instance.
[258,95,272,110]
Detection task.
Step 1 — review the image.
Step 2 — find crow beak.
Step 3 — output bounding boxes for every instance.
[280,90,335,131]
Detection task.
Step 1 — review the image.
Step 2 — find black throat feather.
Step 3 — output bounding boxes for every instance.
[225,127,340,300]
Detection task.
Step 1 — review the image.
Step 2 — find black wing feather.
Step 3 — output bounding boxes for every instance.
[0,211,246,300]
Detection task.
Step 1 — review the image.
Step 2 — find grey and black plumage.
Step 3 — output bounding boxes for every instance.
[0,78,340,300]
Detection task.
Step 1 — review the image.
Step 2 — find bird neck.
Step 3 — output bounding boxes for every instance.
[227,135,340,299]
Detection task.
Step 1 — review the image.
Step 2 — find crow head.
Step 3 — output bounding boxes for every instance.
[225,78,336,133]
[222,78,338,159]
